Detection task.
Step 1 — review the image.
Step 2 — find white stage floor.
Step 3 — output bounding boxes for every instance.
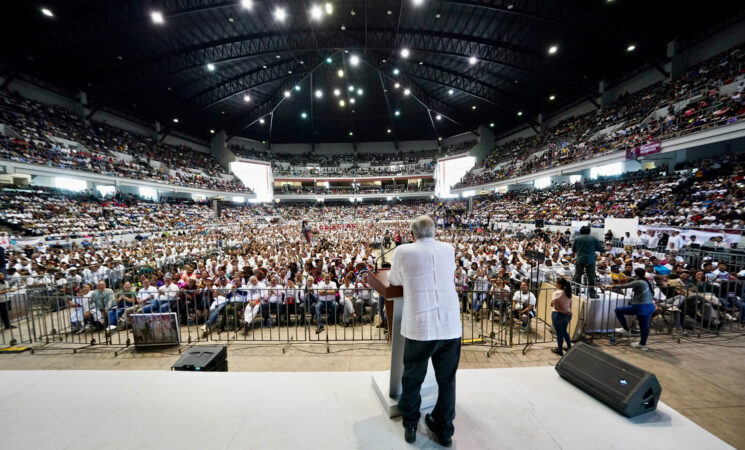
[0,366,730,450]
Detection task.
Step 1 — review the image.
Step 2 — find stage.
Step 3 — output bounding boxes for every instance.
[0,366,731,449]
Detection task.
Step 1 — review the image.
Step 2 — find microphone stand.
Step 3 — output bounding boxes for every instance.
[374,240,398,273]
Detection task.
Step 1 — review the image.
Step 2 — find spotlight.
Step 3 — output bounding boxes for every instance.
[310,4,323,20]
[283,90,291,98]
[241,0,253,10]
[404,89,411,96]
[350,55,360,66]
[337,69,344,77]
[400,48,410,58]
[548,45,558,55]
[206,63,215,71]
[333,89,341,97]
[151,11,164,24]
[243,94,251,102]
[393,68,400,75]
[41,8,54,17]
[315,89,323,98]
[274,7,287,22]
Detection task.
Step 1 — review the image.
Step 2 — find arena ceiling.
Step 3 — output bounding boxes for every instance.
[1,0,744,145]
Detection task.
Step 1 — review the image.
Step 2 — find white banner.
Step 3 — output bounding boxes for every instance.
[639,225,741,246]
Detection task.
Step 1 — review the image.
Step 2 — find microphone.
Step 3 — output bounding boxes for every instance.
[374,241,398,273]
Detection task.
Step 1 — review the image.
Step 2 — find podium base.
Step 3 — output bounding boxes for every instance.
[371,366,438,418]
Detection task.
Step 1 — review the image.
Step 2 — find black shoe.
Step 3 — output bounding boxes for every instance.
[5,325,17,329]
[404,426,416,444]
[315,326,324,334]
[425,414,452,447]
[550,348,563,356]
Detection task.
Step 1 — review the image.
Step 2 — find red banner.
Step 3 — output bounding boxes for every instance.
[626,142,661,160]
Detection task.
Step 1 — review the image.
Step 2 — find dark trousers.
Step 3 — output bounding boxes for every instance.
[615,303,655,345]
[551,311,571,351]
[0,301,10,328]
[573,261,597,297]
[398,337,461,437]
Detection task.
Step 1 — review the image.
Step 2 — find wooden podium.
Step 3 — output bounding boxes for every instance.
[368,269,438,417]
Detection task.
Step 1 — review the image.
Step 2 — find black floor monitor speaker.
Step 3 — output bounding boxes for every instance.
[555,343,661,418]
[172,345,228,372]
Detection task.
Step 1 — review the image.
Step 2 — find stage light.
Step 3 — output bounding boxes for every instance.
[400,48,410,58]
[241,0,253,10]
[337,69,344,77]
[404,89,411,96]
[315,89,323,98]
[468,56,478,65]
[294,85,301,91]
[41,8,54,17]
[206,63,215,71]
[339,99,345,107]
[350,55,360,66]
[517,111,523,116]
[436,114,442,121]
[151,11,164,24]
[357,88,363,96]
[274,7,287,22]
[283,90,291,98]
[549,95,555,101]
[394,110,400,116]
[448,89,454,95]
[333,88,341,97]
[259,118,266,124]
[173,118,179,123]
[393,68,400,75]
[325,2,333,14]
[301,112,308,119]
[548,45,558,55]
[627,44,636,52]
[243,94,251,102]
[310,5,323,20]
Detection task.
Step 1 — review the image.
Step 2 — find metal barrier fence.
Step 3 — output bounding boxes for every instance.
[2,276,742,352]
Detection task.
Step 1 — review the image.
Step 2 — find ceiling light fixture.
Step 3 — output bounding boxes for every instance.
[448,89,454,95]
[294,85,301,91]
[326,57,332,63]
[301,112,308,119]
[394,110,400,116]
[315,89,323,98]
[350,55,360,66]
[283,90,291,98]
[310,5,323,20]
[387,129,392,133]
[151,11,164,24]
[404,88,411,96]
[41,8,54,17]
[349,131,353,136]
[337,69,344,77]
[259,118,266,124]
[241,0,253,10]
[400,48,410,58]
[333,89,341,97]
[468,56,478,65]
[489,122,495,127]
[206,63,215,71]
[350,98,356,104]
[393,68,400,75]
[325,2,333,14]
[548,45,558,55]
[210,129,215,134]
[339,99,346,107]
[436,114,442,121]
[627,44,636,52]
[549,95,555,101]
[243,94,251,102]
[472,105,477,110]
[357,88,363,96]
[274,7,287,22]
[173,118,179,123]
[517,111,523,116]
[394,82,400,89]
[349,85,355,91]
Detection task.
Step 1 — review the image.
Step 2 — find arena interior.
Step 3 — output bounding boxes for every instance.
[1,1,745,449]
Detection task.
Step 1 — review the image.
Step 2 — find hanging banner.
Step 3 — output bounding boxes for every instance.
[626,142,661,160]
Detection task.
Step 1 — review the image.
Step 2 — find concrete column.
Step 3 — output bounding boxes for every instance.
[599,80,611,109]
[470,125,494,164]
[77,91,87,122]
[210,130,234,172]
[154,121,161,141]
[667,39,687,80]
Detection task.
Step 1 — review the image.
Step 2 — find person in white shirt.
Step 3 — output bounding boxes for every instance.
[388,215,461,446]
[338,275,358,326]
[157,275,180,313]
[260,275,284,327]
[355,272,378,325]
[512,282,537,333]
[315,273,338,333]
[243,276,264,330]
[282,278,301,325]
[138,278,160,313]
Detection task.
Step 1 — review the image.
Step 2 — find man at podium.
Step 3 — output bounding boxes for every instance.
[388,215,462,447]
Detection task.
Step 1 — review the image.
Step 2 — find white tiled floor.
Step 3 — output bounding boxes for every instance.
[0,366,731,449]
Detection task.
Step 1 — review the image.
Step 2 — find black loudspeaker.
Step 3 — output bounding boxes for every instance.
[555,343,661,418]
[534,219,544,228]
[172,345,228,372]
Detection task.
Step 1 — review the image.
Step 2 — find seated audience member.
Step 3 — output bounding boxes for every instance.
[315,273,338,334]
[512,282,537,333]
[107,281,136,331]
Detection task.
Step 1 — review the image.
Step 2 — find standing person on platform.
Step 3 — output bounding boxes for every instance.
[610,267,656,351]
[572,226,604,298]
[388,215,461,447]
